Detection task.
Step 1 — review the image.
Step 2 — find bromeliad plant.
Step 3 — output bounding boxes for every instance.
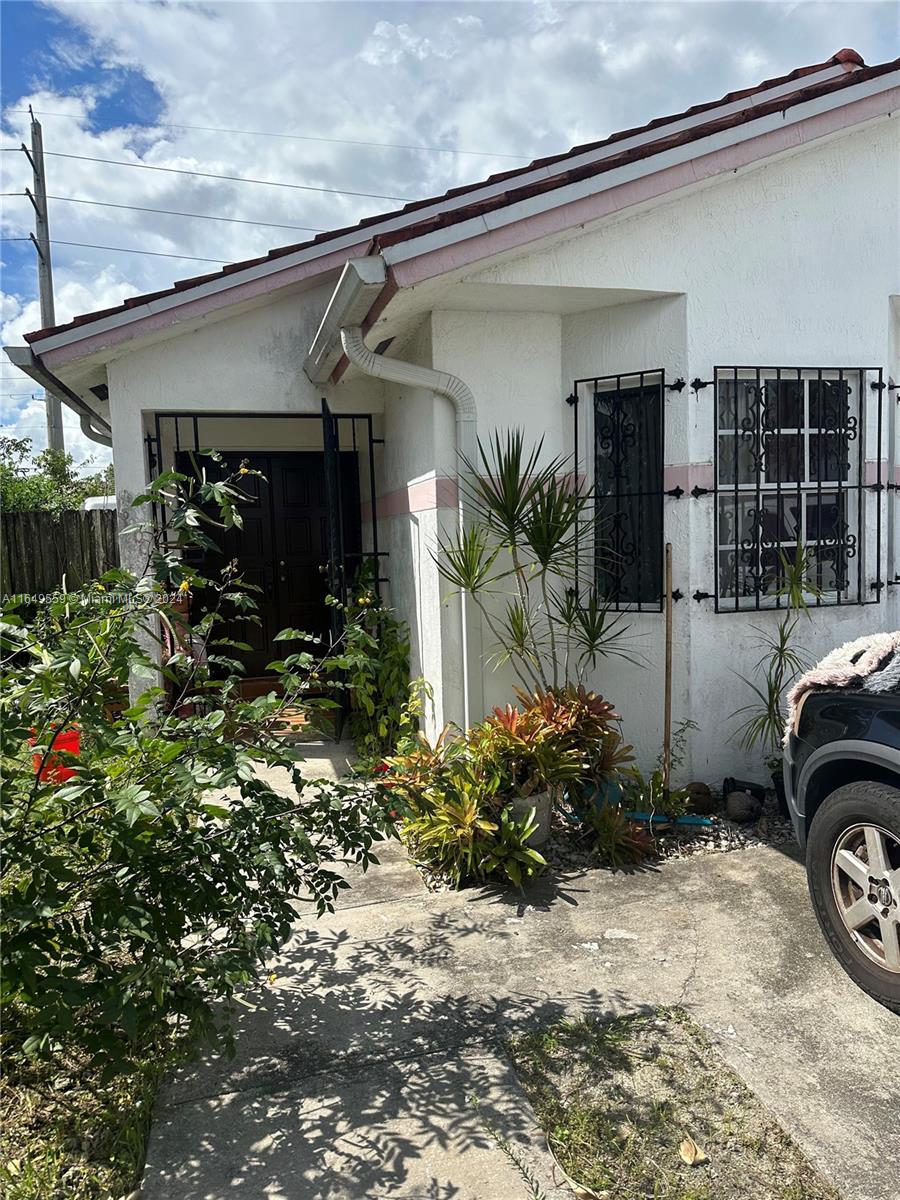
[388,683,633,887]
[399,760,546,889]
[436,430,640,692]
[0,453,396,1075]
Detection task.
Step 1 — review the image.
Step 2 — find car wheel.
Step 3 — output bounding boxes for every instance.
[807,781,900,1015]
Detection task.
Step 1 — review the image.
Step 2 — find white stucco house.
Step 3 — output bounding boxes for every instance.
[6,47,900,783]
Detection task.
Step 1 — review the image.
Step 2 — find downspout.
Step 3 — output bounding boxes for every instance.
[339,327,476,457]
[79,414,112,448]
[3,344,112,446]
[339,325,482,727]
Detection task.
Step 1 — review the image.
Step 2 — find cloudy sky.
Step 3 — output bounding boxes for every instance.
[1,0,896,465]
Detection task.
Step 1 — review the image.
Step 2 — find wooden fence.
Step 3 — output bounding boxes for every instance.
[1,509,120,597]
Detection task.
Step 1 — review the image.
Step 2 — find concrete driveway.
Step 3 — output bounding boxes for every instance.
[141,832,900,1200]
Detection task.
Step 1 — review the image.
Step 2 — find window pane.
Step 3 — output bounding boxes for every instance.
[717,434,756,485]
[809,378,851,430]
[811,544,853,594]
[717,377,757,429]
[762,378,803,430]
[806,492,847,541]
[809,432,852,482]
[763,432,803,483]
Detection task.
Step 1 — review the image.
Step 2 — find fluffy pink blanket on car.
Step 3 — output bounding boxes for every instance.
[784,630,900,743]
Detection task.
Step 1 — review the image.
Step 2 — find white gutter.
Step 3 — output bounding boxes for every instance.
[3,344,112,445]
[339,327,476,458]
[304,256,387,383]
[78,415,112,448]
[338,323,481,728]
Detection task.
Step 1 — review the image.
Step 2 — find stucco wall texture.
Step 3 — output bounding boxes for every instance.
[108,115,899,785]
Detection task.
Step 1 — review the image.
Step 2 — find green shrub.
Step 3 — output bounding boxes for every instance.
[0,455,394,1072]
[589,803,656,869]
[398,760,545,889]
[388,683,635,888]
[322,574,422,764]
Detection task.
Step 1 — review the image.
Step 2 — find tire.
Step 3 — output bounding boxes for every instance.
[806,781,900,1015]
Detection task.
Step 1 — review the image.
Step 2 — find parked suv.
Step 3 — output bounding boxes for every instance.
[785,686,900,1014]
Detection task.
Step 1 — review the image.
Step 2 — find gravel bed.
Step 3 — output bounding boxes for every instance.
[411,790,796,891]
[543,789,796,874]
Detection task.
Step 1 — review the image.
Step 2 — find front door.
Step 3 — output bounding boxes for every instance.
[178,450,361,677]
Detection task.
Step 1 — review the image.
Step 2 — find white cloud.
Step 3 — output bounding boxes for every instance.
[0,0,891,363]
[0,395,110,469]
[358,20,459,66]
[1,271,131,463]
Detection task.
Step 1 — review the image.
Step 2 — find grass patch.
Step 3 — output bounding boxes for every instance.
[507,1008,840,1200]
[0,1029,166,1200]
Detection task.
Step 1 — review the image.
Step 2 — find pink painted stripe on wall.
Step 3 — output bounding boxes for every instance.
[865,459,889,485]
[363,466,736,520]
[360,475,459,523]
[663,464,715,494]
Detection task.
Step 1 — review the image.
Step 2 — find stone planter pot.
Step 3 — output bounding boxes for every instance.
[507,790,551,847]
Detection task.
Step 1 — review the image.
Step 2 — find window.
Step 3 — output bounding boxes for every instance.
[713,367,878,609]
[580,370,664,611]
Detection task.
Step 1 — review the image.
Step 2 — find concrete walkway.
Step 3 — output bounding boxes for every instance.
[141,762,900,1200]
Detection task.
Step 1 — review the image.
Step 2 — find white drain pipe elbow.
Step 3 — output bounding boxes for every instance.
[339,326,476,462]
[339,325,481,727]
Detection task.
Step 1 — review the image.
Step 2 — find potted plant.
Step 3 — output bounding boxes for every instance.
[472,701,584,845]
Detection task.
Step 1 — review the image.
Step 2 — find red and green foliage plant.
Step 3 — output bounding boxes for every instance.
[387,683,633,886]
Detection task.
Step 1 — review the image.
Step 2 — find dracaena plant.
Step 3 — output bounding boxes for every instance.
[435,429,639,692]
[730,543,820,769]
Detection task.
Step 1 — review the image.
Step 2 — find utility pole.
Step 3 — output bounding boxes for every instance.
[23,108,64,452]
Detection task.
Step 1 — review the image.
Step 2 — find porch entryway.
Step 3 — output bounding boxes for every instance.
[147,408,384,683]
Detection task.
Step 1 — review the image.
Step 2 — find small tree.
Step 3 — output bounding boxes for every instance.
[436,430,638,692]
[0,436,115,513]
[0,453,394,1070]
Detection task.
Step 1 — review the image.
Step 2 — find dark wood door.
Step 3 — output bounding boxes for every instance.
[270,453,360,645]
[177,450,360,678]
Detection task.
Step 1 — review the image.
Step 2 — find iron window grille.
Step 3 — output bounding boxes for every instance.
[574,369,665,612]
[711,366,884,611]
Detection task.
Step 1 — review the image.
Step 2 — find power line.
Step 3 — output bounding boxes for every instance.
[1,190,325,233]
[5,146,412,201]
[3,107,531,160]
[1,237,231,264]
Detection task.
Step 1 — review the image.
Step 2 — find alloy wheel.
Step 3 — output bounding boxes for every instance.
[831,823,900,973]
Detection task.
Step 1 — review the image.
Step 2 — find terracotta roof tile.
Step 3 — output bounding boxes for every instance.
[22,48,887,346]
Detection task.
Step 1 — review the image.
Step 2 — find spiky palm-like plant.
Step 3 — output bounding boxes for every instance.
[731,544,820,766]
[435,429,638,691]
